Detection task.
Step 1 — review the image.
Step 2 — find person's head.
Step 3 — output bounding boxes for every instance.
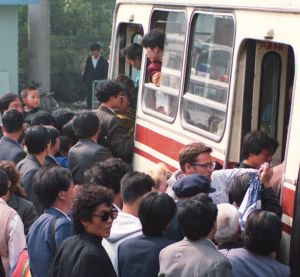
[46,126,61,155]
[84,157,131,196]
[30,110,56,126]
[179,142,214,179]
[139,191,176,236]
[178,193,218,241]
[147,162,171,193]
[72,111,99,140]
[229,172,254,207]
[2,109,24,134]
[57,135,73,156]
[90,42,101,59]
[24,125,50,155]
[173,174,215,199]
[0,169,9,197]
[244,210,282,255]
[142,30,165,62]
[120,171,154,205]
[0,161,25,197]
[215,203,240,245]
[242,130,279,168]
[123,43,143,70]
[116,74,135,101]
[20,86,40,110]
[95,80,128,110]
[0,93,23,115]
[72,184,117,238]
[52,108,75,132]
[33,166,74,209]
[61,120,77,145]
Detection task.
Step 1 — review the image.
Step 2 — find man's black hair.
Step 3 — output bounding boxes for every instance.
[142,30,165,50]
[139,191,176,236]
[58,135,73,155]
[30,110,56,126]
[244,210,282,255]
[46,126,60,147]
[178,194,218,241]
[0,169,9,197]
[123,43,143,60]
[84,158,131,194]
[24,125,50,154]
[52,108,75,132]
[72,111,99,139]
[90,42,101,51]
[61,120,77,144]
[229,173,254,206]
[2,109,24,133]
[120,171,154,204]
[242,130,279,159]
[33,166,72,208]
[95,80,124,103]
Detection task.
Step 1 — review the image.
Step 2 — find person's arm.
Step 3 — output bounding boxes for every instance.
[8,214,26,272]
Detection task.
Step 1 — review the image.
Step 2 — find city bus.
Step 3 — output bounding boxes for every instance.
[108,0,300,273]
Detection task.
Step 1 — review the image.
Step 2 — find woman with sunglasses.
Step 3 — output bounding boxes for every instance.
[49,185,118,277]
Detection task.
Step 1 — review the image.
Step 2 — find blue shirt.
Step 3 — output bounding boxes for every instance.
[27,207,73,277]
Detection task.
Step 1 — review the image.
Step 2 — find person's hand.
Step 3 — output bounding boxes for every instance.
[258,162,273,189]
[152,72,161,86]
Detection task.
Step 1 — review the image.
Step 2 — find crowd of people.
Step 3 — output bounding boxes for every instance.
[0,34,291,277]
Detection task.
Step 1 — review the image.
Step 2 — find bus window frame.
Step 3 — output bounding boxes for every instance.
[181,10,235,142]
[141,7,187,124]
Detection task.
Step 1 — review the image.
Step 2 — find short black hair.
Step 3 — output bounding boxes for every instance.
[46,126,60,147]
[58,135,73,155]
[95,79,124,103]
[61,120,77,144]
[90,42,101,51]
[139,191,176,236]
[52,108,75,132]
[84,158,131,194]
[2,109,24,133]
[229,173,254,206]
[244,210,282,255]
[120,172,154,204]
[72,111,99,139]
[142,30,165,50]
[72,185,113,234]
[178,194,218,241]
[242,130,279,159]
[30,110,56,126]
[0,169,9,196]
[0,93,20,115]
[123,43,143,60]
[20,86,39,99]
[33,166,72,208]
[24,126,50,154]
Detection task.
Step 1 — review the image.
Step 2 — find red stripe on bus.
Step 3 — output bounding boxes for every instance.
[135,124,184,161]
[134,147,178,172]
[282,222,292,235]
[281,186,295,219]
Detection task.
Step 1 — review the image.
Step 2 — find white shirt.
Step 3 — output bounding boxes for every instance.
[92,56,99,68]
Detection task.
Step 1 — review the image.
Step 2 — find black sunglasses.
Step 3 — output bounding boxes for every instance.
[93,208,118,222]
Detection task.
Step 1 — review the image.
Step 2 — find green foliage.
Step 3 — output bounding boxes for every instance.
[19,0,115,103]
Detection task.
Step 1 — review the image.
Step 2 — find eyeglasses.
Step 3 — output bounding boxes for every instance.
[191,161,216,170]
[93,208,118,222]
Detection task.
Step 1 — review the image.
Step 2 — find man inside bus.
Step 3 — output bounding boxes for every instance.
[141,30,165,86]
[238,130,279,169]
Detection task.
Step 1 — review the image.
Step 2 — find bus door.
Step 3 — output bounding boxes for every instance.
[241,40,294,165]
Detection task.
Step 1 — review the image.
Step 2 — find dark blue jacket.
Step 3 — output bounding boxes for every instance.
[27,207,73,277]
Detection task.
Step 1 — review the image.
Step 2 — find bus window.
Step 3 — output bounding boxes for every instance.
[113,23,144,78]
[142,10,186,120]
[182,12,234,137]
[258,52,281,138]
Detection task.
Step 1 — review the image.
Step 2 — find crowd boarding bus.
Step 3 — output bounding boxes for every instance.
[108,0,300,273]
